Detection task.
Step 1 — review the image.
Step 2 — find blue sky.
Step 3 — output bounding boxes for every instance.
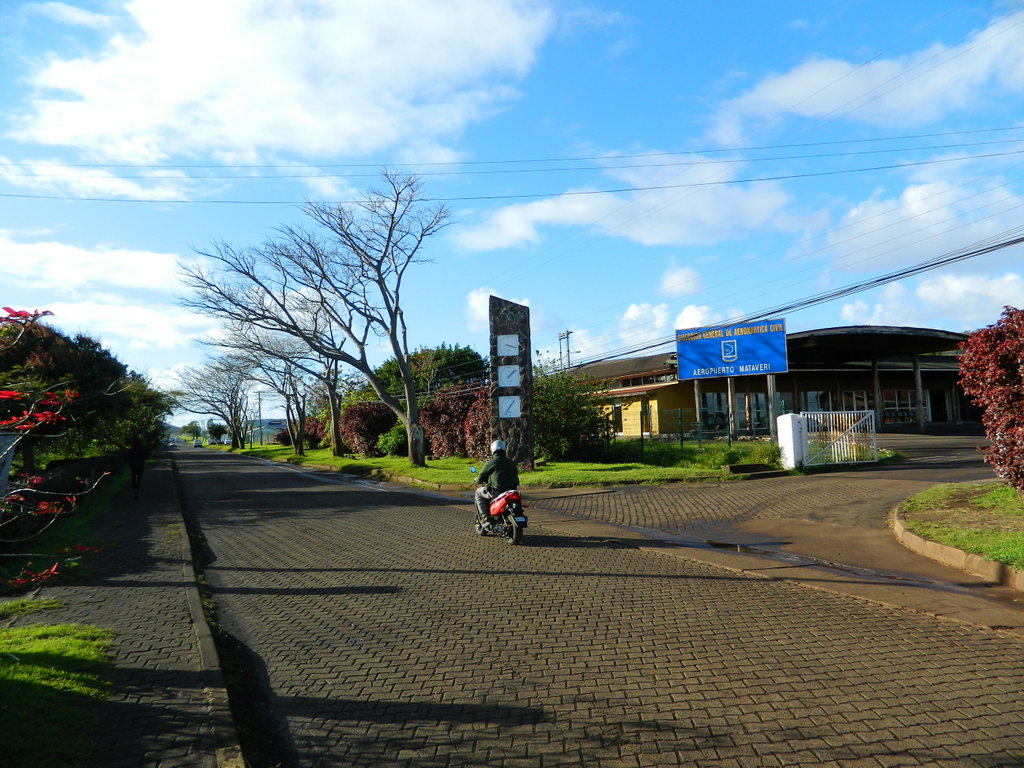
[3,0,1024,409]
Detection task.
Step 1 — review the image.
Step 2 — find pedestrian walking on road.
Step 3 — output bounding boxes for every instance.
[126,437,149,499]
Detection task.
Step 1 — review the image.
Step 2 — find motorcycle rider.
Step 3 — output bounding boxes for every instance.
[475,439,519,526]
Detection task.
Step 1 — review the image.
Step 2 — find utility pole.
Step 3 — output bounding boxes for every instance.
[559,330,573,369]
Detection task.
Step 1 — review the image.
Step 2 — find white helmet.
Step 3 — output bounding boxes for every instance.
[490,439,506,454]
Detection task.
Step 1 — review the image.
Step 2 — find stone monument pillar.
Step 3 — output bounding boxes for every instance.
[488,296,533,468]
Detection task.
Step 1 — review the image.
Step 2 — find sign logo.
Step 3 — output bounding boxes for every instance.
[676,319,789,381]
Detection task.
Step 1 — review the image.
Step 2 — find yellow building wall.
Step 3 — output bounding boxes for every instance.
[606,383,695,437]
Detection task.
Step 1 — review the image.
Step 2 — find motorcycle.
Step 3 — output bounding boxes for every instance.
[470,467,528,545]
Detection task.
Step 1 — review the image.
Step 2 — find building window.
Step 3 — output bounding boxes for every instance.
[736,392,768,432]
[883,389,918,423]
[842,390,869,411]
[620,372,673,388]
[701,392,729,430]
[801,391,834,412]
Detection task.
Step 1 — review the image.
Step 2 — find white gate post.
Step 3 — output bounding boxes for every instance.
[777,413,806,469]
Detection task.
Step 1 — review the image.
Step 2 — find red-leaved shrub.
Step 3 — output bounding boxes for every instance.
[960,306,1024,492]
[338,402,396,457]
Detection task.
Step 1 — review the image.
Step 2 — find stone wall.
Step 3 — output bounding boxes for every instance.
[488,296,534,468]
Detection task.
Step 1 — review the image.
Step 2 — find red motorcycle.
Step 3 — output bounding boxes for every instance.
[471,469,528,545]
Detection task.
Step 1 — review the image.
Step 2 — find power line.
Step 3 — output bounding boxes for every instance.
[5,146,1024,205]
[5,133,1024,181]
[2,126,1021,172]
[570,226,1024,368]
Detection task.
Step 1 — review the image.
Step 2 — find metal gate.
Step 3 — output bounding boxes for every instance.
[803,410,878,466]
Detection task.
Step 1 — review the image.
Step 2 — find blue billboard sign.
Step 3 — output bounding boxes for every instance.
[676,319,789,380]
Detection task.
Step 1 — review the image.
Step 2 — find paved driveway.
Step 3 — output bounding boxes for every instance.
[175,448,1024,767]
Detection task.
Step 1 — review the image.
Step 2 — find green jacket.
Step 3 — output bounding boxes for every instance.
[479,452,519,492]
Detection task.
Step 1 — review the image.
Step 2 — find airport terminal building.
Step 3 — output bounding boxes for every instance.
[578,325,977,439]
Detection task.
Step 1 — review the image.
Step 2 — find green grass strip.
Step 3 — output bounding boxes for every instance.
[224,444,755,486]
[0,598,62,619]
[0,623,114,768]
[902,482,1024,570]
[907,523,1024,570]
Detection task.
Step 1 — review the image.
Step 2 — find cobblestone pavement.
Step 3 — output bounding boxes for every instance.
[5,459,217,768]
[175,448,1024,768]
[525,434,994,535]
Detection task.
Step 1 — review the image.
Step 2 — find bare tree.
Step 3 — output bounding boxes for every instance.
[174,356,252,448]
[214,323,349,457]
[180,171,449,466]
[219,330,319,455]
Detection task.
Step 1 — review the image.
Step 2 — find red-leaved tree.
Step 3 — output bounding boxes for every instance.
[1,308,100,592]
[337,402,397,457]
[419,385,477,458]
[463,388,491,460]
[419,385,490,459]
[959,306,1024,492]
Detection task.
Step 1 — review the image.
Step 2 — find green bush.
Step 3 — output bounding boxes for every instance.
[533,368,612,461]
[596,438,782,469]
[377,422,407,456]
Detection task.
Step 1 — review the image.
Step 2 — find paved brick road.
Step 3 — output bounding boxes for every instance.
[175,449,1024,768]
[527,434,994,535]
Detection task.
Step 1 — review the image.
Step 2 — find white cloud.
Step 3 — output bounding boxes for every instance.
[711,10,1024,142]
[673,305,727,330]
[861,284,917,325]
[465,287,530,333]
[45,299,215,352]
[823,180,1024,274]
[618,302,668,347]
[455,197,587,251]
[26,2,114,28]
[838,291,913,326]
[838,274,1023,330]
[455,160,790,251]
[659,261,702,297]
[466,288,494,332]
[916,272,1024,327]
[0,232,181,295]
[11,0,554,162]
[146,360,192,392]
[0,156,189,200]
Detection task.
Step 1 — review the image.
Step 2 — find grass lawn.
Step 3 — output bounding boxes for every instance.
[900,482,1024,570]
[220,439,781,487]
[0,601,113,768]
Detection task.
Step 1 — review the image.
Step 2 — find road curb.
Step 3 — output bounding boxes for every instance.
[170,458,245,768]
[892,510,1024,592]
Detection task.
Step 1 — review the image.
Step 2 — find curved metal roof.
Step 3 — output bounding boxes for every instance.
[577,326,968,379]
[786,326,966,365]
